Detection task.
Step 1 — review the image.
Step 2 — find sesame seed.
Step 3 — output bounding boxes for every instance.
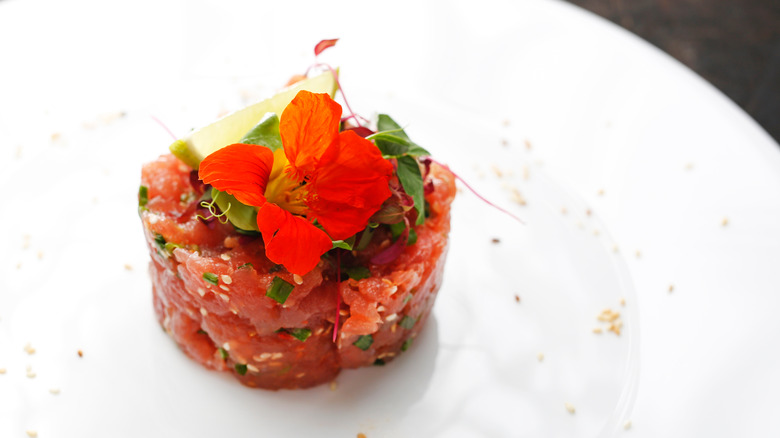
[635,250,641,258]
[0,368,6,374]
[219,293,230,302]
[23,343,36,355]
[388,285,398,294]
[246,364,259,373]
[219,285,230,291]
[26,371,36,379]
[593,327,603,334]
[669,284,675,293]
[330,381,338,391]
[50,388,61,395]
[721,217,729,226]
[197,288,205,297]
[491,237,500,244]
[199,308,208,316]
[624,420,632,430]
[220,253,231,260]
[376,305,386,312]
[37,251,44,260]
[78,350,83,357]
[391,323,398,333]
[537,353,545,362]
[254,353,271,362]
[561,207,568,215]
[293,274,303,285]
[585,209,591,216]
[220,275,232,284]
[339,309,350,316]
[500,138,509,147]
[510,188,527,206]
[597,189,605,196]
[565,402,576,414]
[620,298,626,306]
[26,431,38,438]
[524,139,532,149]
[385,313,398,322]
[124,264,133,271]
[296,372,306,378]
[612,245,619,253]
[357,433,367,438]
[271,352,283,360]
[381,278,395,286]
[149,215,158,224]
[222,342,230,351]
[514,294,521,303]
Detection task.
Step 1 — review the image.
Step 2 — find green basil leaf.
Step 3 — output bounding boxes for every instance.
[240,113,283,152]
[396,156,425,225]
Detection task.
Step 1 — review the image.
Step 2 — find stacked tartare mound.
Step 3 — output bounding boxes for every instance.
[139,83,455,389]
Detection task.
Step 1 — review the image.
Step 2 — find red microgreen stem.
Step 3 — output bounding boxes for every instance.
[333,250,342,343]
[151,115,177,141]
[425,158,525,225]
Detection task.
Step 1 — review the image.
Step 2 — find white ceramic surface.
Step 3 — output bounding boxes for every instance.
[1,0,778,437]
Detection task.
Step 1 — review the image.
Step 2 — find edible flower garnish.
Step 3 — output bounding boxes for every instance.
[199,91,394,275]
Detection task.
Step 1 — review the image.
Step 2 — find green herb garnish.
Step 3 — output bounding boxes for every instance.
[266,276,294,304]
[235,363,248,376]
[353,334,373,351]
[241,113,283,152]
[286,328,312,342]
[401,338,413,351]
[399,315,416,330]
[202,272,219,286]
[218,347,228,360]
[373,359,386,366]
[196,329,208,335]
[407,228,418,246]
[396,155,425,226]
[138,185,149,207]
[403,293,414,304]
[154,233,166,250]
[389,221,406,241]
[238,262,254,270]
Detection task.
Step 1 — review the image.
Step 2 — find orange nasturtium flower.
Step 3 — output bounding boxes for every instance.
[199,91,394,275]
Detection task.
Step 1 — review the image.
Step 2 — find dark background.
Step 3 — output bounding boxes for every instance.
[566,0,780,143]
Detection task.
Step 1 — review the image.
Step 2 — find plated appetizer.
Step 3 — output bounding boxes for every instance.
[138,50,455,389]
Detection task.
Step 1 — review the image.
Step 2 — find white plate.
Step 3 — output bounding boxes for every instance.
[1,0,779,437]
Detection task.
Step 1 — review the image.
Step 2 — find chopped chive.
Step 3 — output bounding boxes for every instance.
[266,276,294,304]
[235,363,248,376]
[154,233,166,250]
[389,221,406,241]
[373,359,386,366]
[403,293,414,304]
[196,329,208,335]
[353,334,373,351]
[355,227,375,251]
[218,347,228,360]
[407,228,418,246]
[138,185,149,207]
[343,265,371,281]
[164,242,182,253]
[238,262,254,270]
[286,328,312,342]
[202,272,219,286]
[399,315,416,330]
[401,338,413,351]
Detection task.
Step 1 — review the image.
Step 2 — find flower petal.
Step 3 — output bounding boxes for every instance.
[198,144,274,206]
[308,130,394,240]
[280,91,342,181]
[256,202,333,275]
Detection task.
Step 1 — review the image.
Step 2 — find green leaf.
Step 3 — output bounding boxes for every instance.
[377,114,410,139]
[403,293,414,304]
[235,363,248,376]
[203,272,219,286]
[153,233,166,250]
[401,338,413,351]
[343,265,371,280]
[218,347,229,360]
[212,188,259,232]
[331,235,356,250]
[240,113,283,152]
[355,227,375,251]
[389,221,406,241]
[396,155,425,225]
[266,276,294,304]
[286,328,312,342]
[138,185,149,207]
[407,228,418,246]
[238,262,254,270]
[353,334,373,351]
[399,315,416,330]
[371,115,430,158]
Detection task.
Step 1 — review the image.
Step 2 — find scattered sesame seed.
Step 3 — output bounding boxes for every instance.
[381,278,395,286]
[620,298,626,307]
[514,294,521,303]
[624,420,632,430]
[271,352,283,360]
[524,139,532,150]
[220,274,233,284]
[391,323,398,333]
[522,165,530,181]
[612,245,619,253]
[668,284,674,293]
[254,352,271,362]
[200,308,208,316]
[385,313,398,322]
[387,285,398,294]
[16,262,22,269]
[537,353,545,362]
[585,209,591,216]
[26,371,36,379]
[37,251,44,260]
[26,431,38,438]
[635,250,641,258]
[219,285,230,291]
[565,402,576,414]
[339,309,350,316]
[23,343,36,355]
[293,274,303,285]
[721,217,729,226]
[491,238,501,244]
[0,368,6,374]
[222,342,231,351]
[78,350,83,358]
[593,229,600,236]
[220,253,231,260]
[197,288,206,297]
[597,189,605,196]
[246,364,259,373]
[685,162,694,170]
[219,293,230,302]
[501,119,511,127]
[510,188,527,206]
[593,327,603,334]
[330,381,338,391]
[357,433,367,438]
[376,305,386,312]
[561,207,568,215]
[123,264,133,271]
[50,388,61,395]
[500,138,509,147]
[296,372,306,378]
